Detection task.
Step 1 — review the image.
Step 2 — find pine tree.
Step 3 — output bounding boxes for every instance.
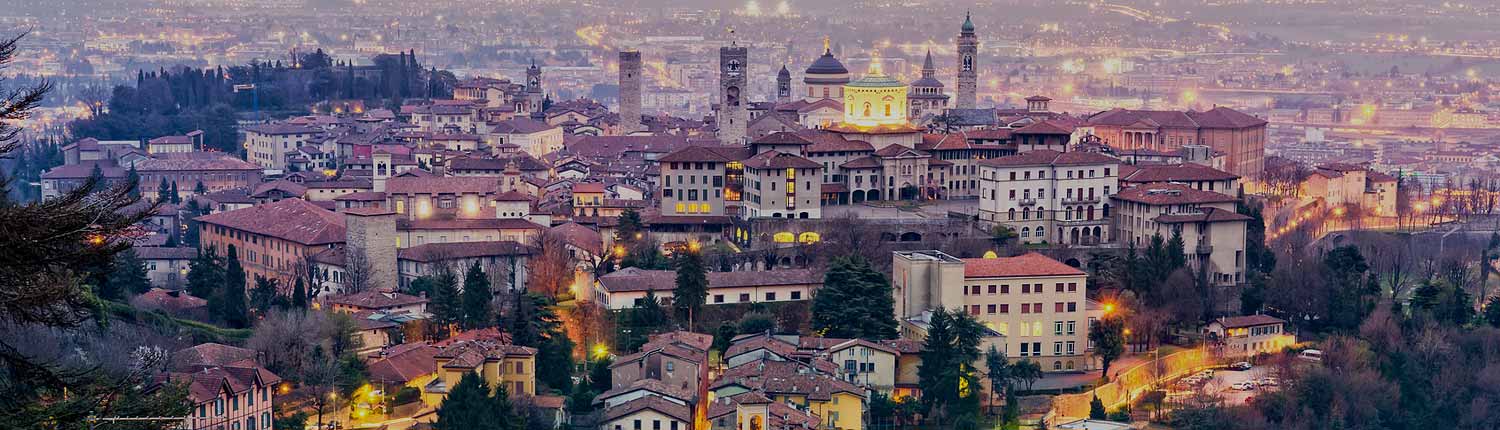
[125,166,140,199]
[157,177,170,202]
[1090,395,1107,419]
[292,277,308,309]
[620,289,669,351]
[434,372,493,430]
[672,249,708,329]
[216,245,250,328]
[169,181,180,204]
[616,208,645,246]
[429,268,463,338]
[193,180,206,196]
[461,261,493,329]
[100,247,151,301]
[250,274,279,314]
[811,255,898,340]
[186,248,222,299]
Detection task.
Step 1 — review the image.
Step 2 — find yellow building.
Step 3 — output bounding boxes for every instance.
[425,340,537,406]
[710,360,866,430]
[841,59,909,129]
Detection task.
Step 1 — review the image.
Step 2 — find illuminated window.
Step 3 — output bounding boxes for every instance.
[699,203,710,213]
[773,232,795,243]
[675,203,686,214]
[798,232,820,244]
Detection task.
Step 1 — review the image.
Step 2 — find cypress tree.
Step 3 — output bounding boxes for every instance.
[460,261,493,329]
[672,249,708,329]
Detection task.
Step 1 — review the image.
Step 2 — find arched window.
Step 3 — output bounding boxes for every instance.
[1008,208,1016,220]
[885,103,891,116]
[799,232,820,244]
[863,102,872,117]
[1054,361,1063,370]
[773,232,795,243]
[1020,227,1030,238]
[1036,226,1045,238]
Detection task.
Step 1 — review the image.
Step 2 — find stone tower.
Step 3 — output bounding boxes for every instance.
[344,208,397,293]
[525,59,543,114]
[618,50,644,134]
[776,65,792,103]
[717,44,749,145]
[956,12,979,109]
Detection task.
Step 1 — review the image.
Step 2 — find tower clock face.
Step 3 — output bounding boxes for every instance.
[727,59,742,74]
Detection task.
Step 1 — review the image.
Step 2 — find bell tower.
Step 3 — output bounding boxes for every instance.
[776,65,791,103]
[956,12,979,109]
[718,42,749,145]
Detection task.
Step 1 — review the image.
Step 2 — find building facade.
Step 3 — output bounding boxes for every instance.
[977,150,1121,245]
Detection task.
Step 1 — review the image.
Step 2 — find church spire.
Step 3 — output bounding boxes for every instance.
[961,11,975,34]
[823,35,831,54]
[922,49,935,72]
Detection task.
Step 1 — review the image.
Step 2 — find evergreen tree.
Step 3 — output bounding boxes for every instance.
[250,274,279,314]
[100,247,151,301]
[125,166,140,199]
[461,261,493,329]
[672,249,708,329]
[194,180,206,195]
[434,372,494,430]
[616,208,645,246]
[186,248,222,299]
[169,181,180,204]
[984,346,1010,414]
[428,268,463,338]
[215,245,250,328]
[157,177,170,203]
[916,308,985,421]
[620,289,670,351]
[588,357,613,393]
[292,277,309,309]
[1090,395,1107,419]
[811,255,898,340]
[1484,296,1500,328]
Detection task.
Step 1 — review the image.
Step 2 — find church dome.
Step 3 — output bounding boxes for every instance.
[806,51,849,76]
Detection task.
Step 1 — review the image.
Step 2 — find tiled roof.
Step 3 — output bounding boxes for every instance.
[603,396,693,422]
[1213,314,1285,329]
[367,343,439,384]
[243,123,322,135]
[171,343,257,370]
[251,180,308,197]
[1113,183,1238,205]
[324,291,428,310]
[1013,119,1075,135]
[40,161,128,179]
[1186,107,1268,128]
[598,267,821,293]
[490,118,555,134]
[841,156,882,169]
[136,152,261,172]
[549,222,602,256]
[978,149,1118,167]
[397,241,534,263]
[397,217,546,231]
[713,359,865,401]
[961,252,1085,278]
[1121,163,1239,183]
[742,150,820,170]
[385,176,498,195]
[873,144,929,158]
[195,198,345,245]
[799,130,874,153]
[135,246,198,260]
[1153,207,1253,224]
[1086,108,1199,128]
[334,191,387,201]
[753,131,815,146]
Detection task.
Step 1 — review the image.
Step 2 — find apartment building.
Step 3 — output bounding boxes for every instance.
[657,146,750,217]
[196,198,346,288]
[892,250,1099,371]
[244,123,322,170]
[742,151,823,219]
[977,150,1120,245]
[1113,183,1249,286]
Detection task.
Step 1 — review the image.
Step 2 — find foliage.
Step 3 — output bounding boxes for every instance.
[500,292,571,391]
[1089,395,1106,419]
[1409,279,1473,326]
[588,357,613,394]
[736,311,776,334]
[1089,314,1126,378]
[916,307,985,422]
[246,309,366,395]
[1008,360,1042,392]
[1484,297,1500,328]
[672,250,708,328]
[712,322,736,353]
[461,261,494,329]
[210,245,250,328]
[810,255,898,340]
[250,275,281,315]
[617,289,670,352]
[427,269,463,338]
[100,247,151,301]
[435,372,525,430]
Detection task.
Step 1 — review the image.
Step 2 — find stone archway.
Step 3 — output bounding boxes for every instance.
[867,189,881,201]
[900,232,923,242]
[852,190,866,203]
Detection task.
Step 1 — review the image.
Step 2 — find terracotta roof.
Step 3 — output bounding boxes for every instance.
[133,288,207,313]
[172,343,258,370]
[1113,183,1238,205]
[41,161,128,179]
[490,118,555,134]
[800,130,874,153]
[168,365,281,404]
[603,396,694,422]
[385,176,498,195]
[724,335,800,361]
[1366,170,1398,183]
[251,180,308,198]
[642,214,735,225]
[753,131,815,146]
[195,198,345,245]
[598,267,821,293]
[136,152,261,172]
[1213,314,1285,329]
[1013,119,1074,135]
[596,378,696,406]
[334,191,387,201]
[742,151,820,170]
[324,291,428,310]
[659,145,741,163]
[1153,206,1253,224]
[840,156,882,169]
[1317,163,1366,172]
[1187,107,1268,128]
[873,144,928,158]
[549,223,602,256]
[961,252,1085,278]
[1086,108,1199,128]
[979,149,1118,167]
[1122,163,1238,183]
[367,343,439,384]
[397,241,534,263]
[243,123,322,135]
[713,359,865,401]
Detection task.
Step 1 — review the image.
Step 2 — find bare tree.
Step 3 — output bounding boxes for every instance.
[528,231,576,298]
[343,249,374,294]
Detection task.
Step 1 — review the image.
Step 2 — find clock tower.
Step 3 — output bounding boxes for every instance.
[718,43,749,145]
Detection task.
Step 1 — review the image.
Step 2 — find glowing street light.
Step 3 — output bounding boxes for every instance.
[593,344,610,360]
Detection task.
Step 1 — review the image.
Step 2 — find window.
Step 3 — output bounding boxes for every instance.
[1067,341,1076,355]
[988,285,997,294]
[766,292,777,301]
[1001,284,1010,294]
[1055,321,1064,335]
[1067,321,1076,335]
[714,294,724,303]
[987,304,996,314]
[1000,304,1009,314]
[970,305,981,315]
[1055,302,1064,312]
[739,293,750,302]
[1067,302,1077,312]
[1054,342,1063,355]
[666,362,675,372]
[791,291,802,300]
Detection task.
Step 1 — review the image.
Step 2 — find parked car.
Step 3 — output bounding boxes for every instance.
[1231,381,1258,391]
[1231,361,1253,371]
[1258,377,1279,387]
[1298,349,1324,362]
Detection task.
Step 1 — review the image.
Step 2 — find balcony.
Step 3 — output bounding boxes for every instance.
[1058,218,1108,227]
[1196,243,1214,255]
[1017,198,1038,206]
[1062,196,1101,205]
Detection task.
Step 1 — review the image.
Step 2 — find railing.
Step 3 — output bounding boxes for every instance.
[1195,243,1213,254]
[1062,196,1101,205]
[1018,198,1038,206]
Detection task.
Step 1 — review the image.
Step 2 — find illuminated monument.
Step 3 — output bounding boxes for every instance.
[825,52,924,147]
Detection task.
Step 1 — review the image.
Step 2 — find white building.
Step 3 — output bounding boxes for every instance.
[1113,183,1249,286]
[978,150,1121,245]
